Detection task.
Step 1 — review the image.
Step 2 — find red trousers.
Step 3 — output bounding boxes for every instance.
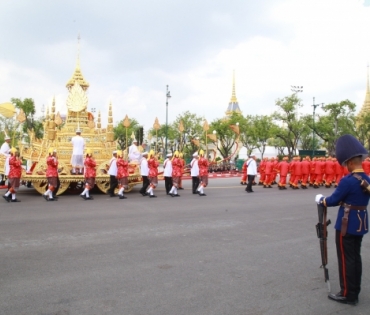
[279,175,287,186]
[314,174,323,185]
[325,174,334,185]
[301,174,309,186]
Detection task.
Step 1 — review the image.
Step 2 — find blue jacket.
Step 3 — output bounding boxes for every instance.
[323,170,369,236]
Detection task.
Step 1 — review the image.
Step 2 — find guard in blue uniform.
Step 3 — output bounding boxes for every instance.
[316,134,369,305]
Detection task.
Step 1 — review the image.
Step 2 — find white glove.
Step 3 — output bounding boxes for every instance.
[315,194,324,203]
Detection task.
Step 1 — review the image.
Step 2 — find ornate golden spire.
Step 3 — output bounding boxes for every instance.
[358,64,370,118]
[66,35,90,91]
[230,70,238,103]
[225,70,242,116]
[106,102,114,141]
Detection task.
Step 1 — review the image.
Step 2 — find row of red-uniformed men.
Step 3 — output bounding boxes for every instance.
[241,156,370,189]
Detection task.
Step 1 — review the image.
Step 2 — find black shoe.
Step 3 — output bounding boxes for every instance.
[192,192,198,194]
[171,194,180,197]
[141,193,148,196]
[48,198,56,201]
[178,187,184,190]
[3,195,11,202]
[52,196,59,200]
[149,195,157,198]
[11,199,21,202]
[199,193,206,196]
[119,195,127,199]
[42,194,49,201]
[246,190,252,193]
[85,196,93,200]
[328,293,358,305]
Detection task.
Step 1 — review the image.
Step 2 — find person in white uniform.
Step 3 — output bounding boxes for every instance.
[70,129,85,174]
[163,153,173,195]
[0,136,11,185]
[190,152,200,194]
[139,152,149,196]
[128,139,141,162]
[107,151,118,197]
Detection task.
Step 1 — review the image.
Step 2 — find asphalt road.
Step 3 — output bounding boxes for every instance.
[0,178,369,315]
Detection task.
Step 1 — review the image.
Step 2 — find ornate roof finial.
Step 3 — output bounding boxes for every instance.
[225,70,242,116]
[66,34,89,91]
[230,69,238,103]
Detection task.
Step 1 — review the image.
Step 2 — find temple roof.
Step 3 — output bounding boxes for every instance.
[358,65,370,118]
[225,70,242,116]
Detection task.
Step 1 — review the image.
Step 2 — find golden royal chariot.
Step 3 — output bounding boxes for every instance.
[0,59,142,195]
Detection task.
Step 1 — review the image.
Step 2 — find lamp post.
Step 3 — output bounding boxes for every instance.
[291,85,303,93]
[165,85,171,156]
[312,97,324,157]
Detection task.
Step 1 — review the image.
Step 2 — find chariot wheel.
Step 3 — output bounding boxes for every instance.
[95,160,140,194]
[96,160,115,194]
[31,161,70,196]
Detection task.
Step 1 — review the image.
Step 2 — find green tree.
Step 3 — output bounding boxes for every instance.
[114,118,141,150]
[304,100,356,155]
[253,115,278,158]
[171,111,204,158]
[273,94,306,159]
[210,112,241,159]
[238,115,259,156]
[11,98,36,133]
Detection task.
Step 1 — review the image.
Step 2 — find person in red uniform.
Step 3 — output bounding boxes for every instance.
[116,150,129,200]
[42,147,58,201]
[271,157,279,184]
[80,148,97,200]
[263,158,273,188]
[324,156,335,188]
[313,157,324,188]
[169,151,182,197]
[289,157,296,187]
[362,156,370,176]
[277,156,289,190]
[292,156,302,189]
[3,147,22,202]
[259,157,267,185]
[197,149,209,196]
[240,160,247,185]
[178,152,185,190]
[309,157,317,186]
[333,157,343,187]
[147,150,159,198]
[301,156,310,189]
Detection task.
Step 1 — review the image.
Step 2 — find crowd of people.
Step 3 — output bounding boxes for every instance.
[239,155,370,190]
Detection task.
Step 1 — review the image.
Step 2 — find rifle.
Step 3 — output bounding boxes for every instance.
[315,203,331,292]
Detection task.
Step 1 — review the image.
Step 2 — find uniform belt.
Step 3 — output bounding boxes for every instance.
[340,203,367,236]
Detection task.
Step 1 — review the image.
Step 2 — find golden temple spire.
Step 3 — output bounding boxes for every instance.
[357,64,370,118]
[230,70,238,103]
[97,111,101,129]
[225,70,242,116]
[66,34,90,91]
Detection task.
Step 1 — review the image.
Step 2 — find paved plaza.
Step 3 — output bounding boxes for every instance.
[0,177,369,315]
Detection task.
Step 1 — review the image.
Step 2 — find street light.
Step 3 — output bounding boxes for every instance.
[291,85,303,93]
[312,97,324,157]
[165,85,171,156]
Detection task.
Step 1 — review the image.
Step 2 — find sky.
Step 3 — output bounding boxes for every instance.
[1,0,370,134]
